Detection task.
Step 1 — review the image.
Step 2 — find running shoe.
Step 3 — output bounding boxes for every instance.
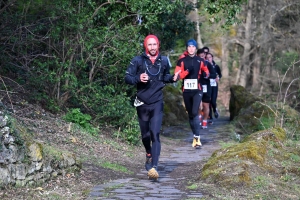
[148,167,159,180]
[145,153,152,171]
[208,119,213,125]
[214,110,219,119]
[192,135,202,148]
[202,120,208,129]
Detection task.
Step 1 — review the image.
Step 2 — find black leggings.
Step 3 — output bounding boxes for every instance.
[183,90,203,136]
[136,100,163,167]
[209,86,218,118]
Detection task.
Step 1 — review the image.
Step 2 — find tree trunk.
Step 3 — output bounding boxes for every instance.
[252,54,260,90]
[237,0,253,87]
[195,20,203,48]
[192,0,203,48]
[251,0,265,92]
[221,37,229,78]
[259,47,273,96]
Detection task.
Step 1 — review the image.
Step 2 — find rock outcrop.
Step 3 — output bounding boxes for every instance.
[0,110,81,187]
[229,85,261,120]
[163,84,188,126]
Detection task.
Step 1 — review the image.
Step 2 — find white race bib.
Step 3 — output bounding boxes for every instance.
[184,79,198,90]
[210,79,217,87]
[202,85,207,93]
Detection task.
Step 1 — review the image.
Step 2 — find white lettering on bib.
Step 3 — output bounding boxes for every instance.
[184,79,198,90]
[210,79,217,86]
[202,85,207,93]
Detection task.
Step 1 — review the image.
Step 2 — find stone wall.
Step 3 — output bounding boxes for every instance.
[0,111,81,187]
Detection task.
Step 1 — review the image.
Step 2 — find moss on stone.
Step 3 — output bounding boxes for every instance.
[229,85,261,120]
[232,101,278,136]
[201,135,276,188]
[164,84,181,94]
[163,85,187,125]
[242,127,286,143]
[271,127,286,141]
[43,145,64,161]
[26,142,43,161]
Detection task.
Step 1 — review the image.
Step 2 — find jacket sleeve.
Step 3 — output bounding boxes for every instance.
[206,62,217,79]
[175,59,189,80]
[125,57,141,85]
[200,61,210,78]
[162,57,176,83]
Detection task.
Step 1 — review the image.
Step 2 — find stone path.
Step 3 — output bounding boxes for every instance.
[88,116,230,200]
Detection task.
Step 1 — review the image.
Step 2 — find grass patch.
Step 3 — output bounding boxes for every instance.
[290,153,300,162]
[254,175,269,189]
[186,183,198,190]
[101,161,132,174]
[218,141,238,148]
[46,193,64,200]
[105,183,125,191]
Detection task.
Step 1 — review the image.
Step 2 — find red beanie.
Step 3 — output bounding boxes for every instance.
[144,35,159,56]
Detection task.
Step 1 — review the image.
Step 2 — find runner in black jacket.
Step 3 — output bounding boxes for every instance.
[125,34,180,180]
[197,48,217,128]
[207,52,222,121]
[175,39,210,148]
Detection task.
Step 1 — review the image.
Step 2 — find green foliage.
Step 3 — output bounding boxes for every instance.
[256,116,275,131]
[101,162,132,174]
[114,114,140,145]
[101,161,132,174]
[186,183,198,190]
[254,175,268,189]
[0,0,247,144]
[1,0,188,125]
[202,0,246,28]
[290,153,300,162]
[146,1,196,50]
[274,51,300,74]
[63,108,97,135]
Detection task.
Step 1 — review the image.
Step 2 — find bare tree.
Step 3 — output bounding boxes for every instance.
[227,0,300,92]
[186,0,203,47]
[235,0,253,87]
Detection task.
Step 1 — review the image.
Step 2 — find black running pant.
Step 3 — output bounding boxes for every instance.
[209,86,218,118]
[183,90,203,136]
[136,100,163,167]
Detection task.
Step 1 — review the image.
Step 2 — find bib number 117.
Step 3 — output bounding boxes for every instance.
[184,79,197,90]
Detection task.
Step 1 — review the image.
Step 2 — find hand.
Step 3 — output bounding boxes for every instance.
[173,70,181,81]
[140,72,149,83]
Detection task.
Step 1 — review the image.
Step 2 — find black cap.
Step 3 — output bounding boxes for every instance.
[197,48,205,55]
[202,46,209,52]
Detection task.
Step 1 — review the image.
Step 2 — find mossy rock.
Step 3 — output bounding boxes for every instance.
[229,85,261,121]
[242,127,286,143]
[163,85,187,125]
[233,100,300,139]
[232,101,277,135]
[200,127,300,189]
[201,140,267,188]
[26,142,43,162]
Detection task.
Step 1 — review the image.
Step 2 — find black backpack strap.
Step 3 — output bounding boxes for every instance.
[136,55,146,74]
[158,56,169,80]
